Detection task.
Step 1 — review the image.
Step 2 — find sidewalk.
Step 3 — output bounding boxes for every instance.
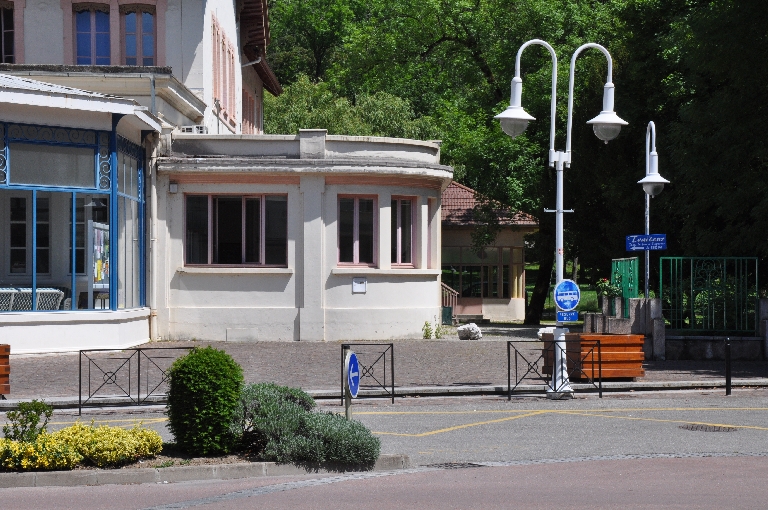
[4,325,768,403]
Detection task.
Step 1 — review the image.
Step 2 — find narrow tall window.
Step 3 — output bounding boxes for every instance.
[0,5,14,63]
[9,197,25,274]
[391,198,413,265]
[212,15,237,124]
[123,6,155,65]
[75,6,110,65]
[185,194,287,266]
[338,197,375,265]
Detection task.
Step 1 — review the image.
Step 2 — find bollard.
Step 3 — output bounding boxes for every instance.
[725,337,732,396]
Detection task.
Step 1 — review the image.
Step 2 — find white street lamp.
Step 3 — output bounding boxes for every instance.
[495,40,628,399]
[638,121,670,298]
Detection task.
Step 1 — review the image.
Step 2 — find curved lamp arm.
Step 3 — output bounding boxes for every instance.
[514,39,558,163]
[565,43,615,160]
[646,120,656,177]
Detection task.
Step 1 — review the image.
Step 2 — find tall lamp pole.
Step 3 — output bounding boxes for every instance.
[637,121,670,298]
[495,40,628,399]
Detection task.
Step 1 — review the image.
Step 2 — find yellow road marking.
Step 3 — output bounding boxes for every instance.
[355,407,768,416]
[374,410,549,437]
[556,410,768,431]
[47,417,168,426]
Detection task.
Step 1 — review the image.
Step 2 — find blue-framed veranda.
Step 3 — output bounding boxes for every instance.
[0,118,146,311]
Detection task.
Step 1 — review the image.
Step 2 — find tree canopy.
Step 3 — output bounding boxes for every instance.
[263,0,768,320]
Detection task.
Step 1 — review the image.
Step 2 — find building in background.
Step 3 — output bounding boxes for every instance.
[441,181,537,322]
[0,0,454,351]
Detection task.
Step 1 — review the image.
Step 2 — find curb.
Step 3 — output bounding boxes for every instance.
[0,454,411,488]
[2,379,768,410]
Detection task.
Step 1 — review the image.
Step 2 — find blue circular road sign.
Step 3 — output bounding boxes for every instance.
[346,351,360,398]
[553,279,581,312]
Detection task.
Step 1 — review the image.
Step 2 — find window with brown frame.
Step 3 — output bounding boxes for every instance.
[391,197,414,266]
[185,194,287,266]
[212,15,236,125]
[122,5,155,65]
[338,196,376,266]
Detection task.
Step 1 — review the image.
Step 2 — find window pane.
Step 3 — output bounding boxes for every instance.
[358,198,374,264]
[214,197,242,264]
[125,34,136,58]
[2,8,13,31]
[141,12,153,34]
[338,198,354,263]
[10,223,25,247]
[10,144,95,188]
[142,34,154,58]
[95,33,110,57]
[125,12,136,34]
[76,33,91,59]
[265,196,287,265]
[244,198,260,263]
[76,11,90,33]
[95,10,109,32]
[390,199,397,263]
[442,246,460,264]
[142,56,154,66]
[10,249,25,274]
[400,200,411,264]
[10,196,25,221]
[185,196,208,264]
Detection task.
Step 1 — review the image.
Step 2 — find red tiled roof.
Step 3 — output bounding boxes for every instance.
[441,181,538,227]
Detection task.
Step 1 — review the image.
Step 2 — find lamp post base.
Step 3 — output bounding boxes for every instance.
[546,390,575,400]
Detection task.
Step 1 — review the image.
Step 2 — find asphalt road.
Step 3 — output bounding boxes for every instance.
[3,389,768,509]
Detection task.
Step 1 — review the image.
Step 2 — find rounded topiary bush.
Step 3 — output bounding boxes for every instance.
[166,346,243,455]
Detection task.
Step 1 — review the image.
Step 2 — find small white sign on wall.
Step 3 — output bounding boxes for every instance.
[352,277,367,294]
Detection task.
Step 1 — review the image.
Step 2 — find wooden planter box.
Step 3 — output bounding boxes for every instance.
[542,334,645,380]
[0,344,8,395]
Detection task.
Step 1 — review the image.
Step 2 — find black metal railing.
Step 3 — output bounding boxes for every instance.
[507,339,602,398]
[340,343,394,404]
[79,347,192,414]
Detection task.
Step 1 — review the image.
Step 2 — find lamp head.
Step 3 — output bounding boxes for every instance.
[495,106,535,139]
[638,152,669,197]
[587,110,629,143]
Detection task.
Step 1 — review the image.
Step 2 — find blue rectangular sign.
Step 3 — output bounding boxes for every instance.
[557,311,579,322]
[626,234,667,251]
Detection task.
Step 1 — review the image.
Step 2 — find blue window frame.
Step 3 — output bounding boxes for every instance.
[0,121,145,312]
[76,7,110,65]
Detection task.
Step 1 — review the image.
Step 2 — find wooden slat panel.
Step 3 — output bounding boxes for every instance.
[0,383,9,394]
[0,374,8,385]
[0,344,9,355]
[0,365,9,375]
[580,353,645,361]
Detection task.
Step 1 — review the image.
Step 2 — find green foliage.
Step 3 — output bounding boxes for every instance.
[0,434,82,471]
[166,346,244,455]
[264,75,439,140]
[53,422,163,468]
[422,320,433,339]
[3,400,53,442]
[595,278,622,298]
[230,383,380,468]
[433,316,447,339]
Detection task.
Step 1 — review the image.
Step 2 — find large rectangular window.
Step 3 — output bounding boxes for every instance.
[391,197,413,266]
[212,15,236,126]
[441,246,525,299]
[338,197,375,265]
[75,6,110,65]
[185,194,287,266]
[10,143,95,188]
[1,4,13,63]
[123,6,154,65]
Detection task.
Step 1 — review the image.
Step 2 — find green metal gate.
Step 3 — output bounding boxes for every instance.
[659,257,758,333]
[611,257,639,318]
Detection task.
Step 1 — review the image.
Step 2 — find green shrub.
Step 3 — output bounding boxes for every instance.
[53,422,163,468]
[231,383,380,468]
[3,400,53,442]
[166,346,244,455]
[298,412,380,467]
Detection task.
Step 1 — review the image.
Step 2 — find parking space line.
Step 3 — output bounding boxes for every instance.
[550,410,768,431]
[373,410,550,437]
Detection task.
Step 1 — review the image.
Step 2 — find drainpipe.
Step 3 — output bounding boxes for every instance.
[149,133,159,340]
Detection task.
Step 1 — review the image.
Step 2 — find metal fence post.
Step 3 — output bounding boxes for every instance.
[725,337,732,396]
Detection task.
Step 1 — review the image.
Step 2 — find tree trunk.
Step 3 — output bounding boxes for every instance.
[571,256,579,282]
[525,248,554,325]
